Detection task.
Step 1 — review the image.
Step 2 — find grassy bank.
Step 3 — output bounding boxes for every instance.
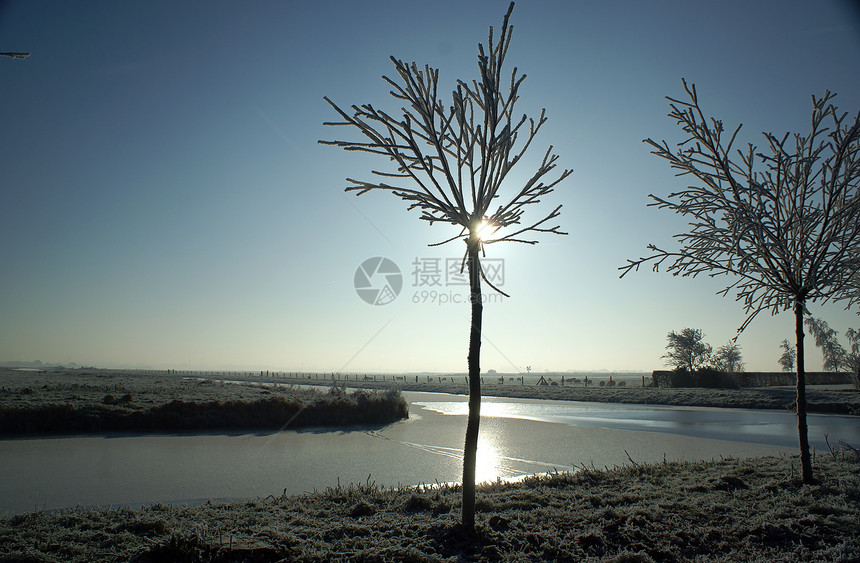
[1,452,858,562]
[262,374,860,414]
[0,369,407,435]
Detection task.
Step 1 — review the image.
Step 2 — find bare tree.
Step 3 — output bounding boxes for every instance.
[620,80,860,483]
[778,339,796,372]
[320,2,570,529]
[663,328,712,371]
[712,341,744,373]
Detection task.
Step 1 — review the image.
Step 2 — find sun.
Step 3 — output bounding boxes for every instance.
[475,219,498,242]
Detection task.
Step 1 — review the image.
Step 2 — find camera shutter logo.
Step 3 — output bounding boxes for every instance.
[354,257,403,305]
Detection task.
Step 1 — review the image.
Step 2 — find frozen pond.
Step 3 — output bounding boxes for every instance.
[1,391,855,514]
[414,394,860,450]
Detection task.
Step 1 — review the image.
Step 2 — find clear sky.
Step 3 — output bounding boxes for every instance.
[2,0,859,373]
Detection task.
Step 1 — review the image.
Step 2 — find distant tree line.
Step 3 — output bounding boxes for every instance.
[664,322,859,390]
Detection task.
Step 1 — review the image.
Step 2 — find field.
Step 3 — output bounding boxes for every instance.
[2,367,858,437]
[0,369,408,435]
[286,374,860,413]
[4,368,858,417]
[155,369,860,413]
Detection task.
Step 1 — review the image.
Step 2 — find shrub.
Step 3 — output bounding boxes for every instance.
[1,387,408,436]
[665,366,738,388]
[692,367,738,389]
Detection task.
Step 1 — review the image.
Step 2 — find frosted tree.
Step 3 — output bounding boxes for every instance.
[835,274,860,388]
[805,317,860,388]
[663,328,711,371]
[847,328,860,389]
[804,317,846,372]
[712,341,744,373]
[778,339,796,372]
[835,272,860,312]
[621,80,860,483]
[320,2,570,529]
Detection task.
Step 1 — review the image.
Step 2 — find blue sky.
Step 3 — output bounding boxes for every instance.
[1,0,859,373]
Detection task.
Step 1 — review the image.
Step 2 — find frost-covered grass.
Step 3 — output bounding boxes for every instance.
[1,452,858,562]
[5,368,858,417]
[0,369,407,435]
[281,374,860,414]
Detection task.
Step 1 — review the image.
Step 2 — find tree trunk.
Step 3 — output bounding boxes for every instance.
[794,301,814,484]
[462,241,483,530]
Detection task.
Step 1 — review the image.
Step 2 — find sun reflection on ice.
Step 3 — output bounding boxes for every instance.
[474,436,502,484]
